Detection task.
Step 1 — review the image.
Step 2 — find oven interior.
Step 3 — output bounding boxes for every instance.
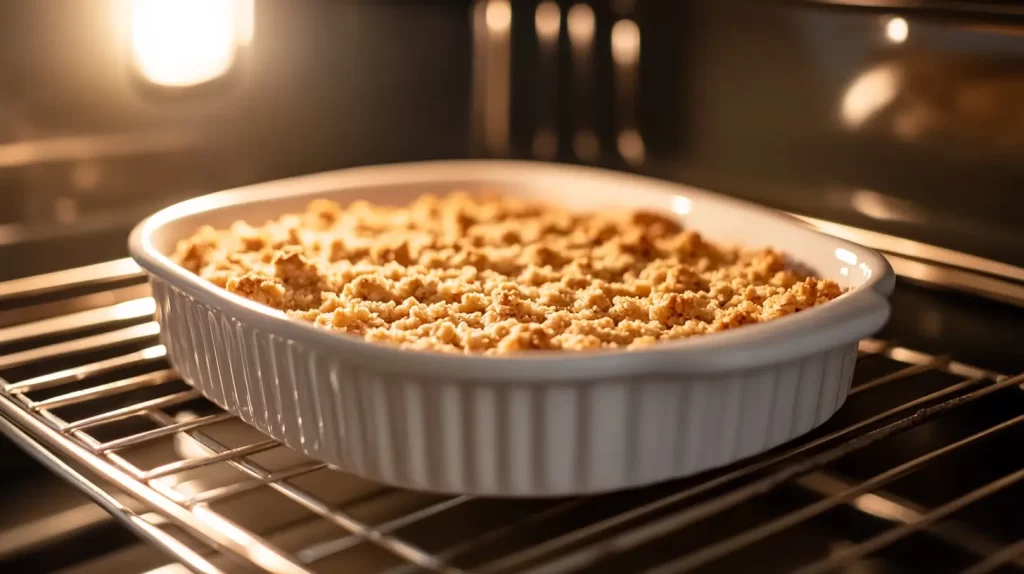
[0,1,1022,573]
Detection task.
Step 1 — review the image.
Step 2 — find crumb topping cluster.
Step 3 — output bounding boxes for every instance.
[172,193,843,354]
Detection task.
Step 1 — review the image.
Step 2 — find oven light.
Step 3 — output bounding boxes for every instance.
[611,19,640,67]
[485,0,512,35]
[535,1,561,42]
[567,4,596,47]
[130,0,252,88]
[885,17,909,44]
[617,129,645,166]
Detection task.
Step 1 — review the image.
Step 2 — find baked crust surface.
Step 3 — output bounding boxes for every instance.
[172,193,843,354]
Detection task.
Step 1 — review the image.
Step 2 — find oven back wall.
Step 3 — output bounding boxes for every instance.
[0,0,473,279]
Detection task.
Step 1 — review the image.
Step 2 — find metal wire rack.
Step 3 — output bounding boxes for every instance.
[1,258,1022,574]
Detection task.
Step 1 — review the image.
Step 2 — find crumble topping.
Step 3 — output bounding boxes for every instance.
[172,193,844,354]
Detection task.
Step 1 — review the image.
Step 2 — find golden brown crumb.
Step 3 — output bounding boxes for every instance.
[172,193,845,355]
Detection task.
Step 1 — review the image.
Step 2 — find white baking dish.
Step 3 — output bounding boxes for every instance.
[129,160,894,497]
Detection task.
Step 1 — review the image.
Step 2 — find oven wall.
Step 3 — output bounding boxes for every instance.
[0,0,473,278]
[494,1,1024,264]
[0,0,1020,274]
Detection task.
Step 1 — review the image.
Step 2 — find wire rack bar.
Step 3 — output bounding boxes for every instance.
[143,409,463,573]
[186,461,328,505]
[3,328,1016,574]
[644,413,1024,574]
[142,439,281,481]
[0,258,143,303]
[793,214,1024,284]
[19,399,150,484]
[501,374,1024,574]
[59,407,315,574]
[295,496,473,565]
[2,249,1022,574]
[29,369,178,410]
[0,414,224,574]
[0,391,310,574]
[795,467,1024,574]
[95,412,235,453]
[847,356,949,396]
[4,345,167,394]
[855,339,891,355]
[472,374,991,574]
[0,321,160,370]
[428,499,592,570]
[963,539,1024,574]
[62,390,201,431]
[0,297,155,346]
[794,471,1018,564]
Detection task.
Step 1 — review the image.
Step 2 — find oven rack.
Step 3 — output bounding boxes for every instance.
[1,254,1022,573]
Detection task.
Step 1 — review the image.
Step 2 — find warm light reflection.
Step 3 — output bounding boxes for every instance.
[474,0,512,156]
[840,64,900,128]
[859,262,873,279]
[611,19,641,66]
[170,479,206,499]
[172,411,211,460]
[671,195,692,216]
[885,17,909,44]
[71,161,102,191]
[112,297,158,320]
[850,188,923,223]
[147,344,169,359]
[54,197,78,224]
[485,0,512,35]
[853,492,920,523]
[192,504,298,571]
[131,0,249,87]
[572,130,600,161]
[535,2,561,41]
[892,103,932,142]
[237,0,255,47]
[835,248,859,266]
[567,4,596,46]
[616,129,645,165]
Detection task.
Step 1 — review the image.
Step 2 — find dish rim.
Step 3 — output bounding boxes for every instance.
[129,160,894,381]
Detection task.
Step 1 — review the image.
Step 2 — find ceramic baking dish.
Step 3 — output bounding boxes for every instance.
[129,160,894,497]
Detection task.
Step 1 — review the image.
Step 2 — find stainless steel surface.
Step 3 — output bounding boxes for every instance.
[793,216,1024,285]
[0,416,222,574]
[0,297,155,346]
[794,214,1024,307]
[791,1,1024,19]
[1,222,1022,573]
[0,258,143,304]
[0,2,1019,570]
[0,321,160,371]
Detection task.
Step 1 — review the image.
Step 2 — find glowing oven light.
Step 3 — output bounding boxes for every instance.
[885,17,909,44]
[611,19,640,66]
[567,4,596,46]
[485,0,512,35]
[130,0,252,88]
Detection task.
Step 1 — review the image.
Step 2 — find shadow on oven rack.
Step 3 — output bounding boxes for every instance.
[0,251,1022,574]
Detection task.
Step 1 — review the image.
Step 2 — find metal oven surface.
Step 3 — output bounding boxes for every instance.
[0,1,1023,571]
